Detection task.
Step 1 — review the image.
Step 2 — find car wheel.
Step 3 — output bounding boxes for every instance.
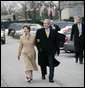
[64,48,70,53]
[2,41,5,44]
[3,38,6,44]
[13,34,15,38]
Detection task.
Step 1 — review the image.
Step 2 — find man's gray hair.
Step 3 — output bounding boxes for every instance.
[76,16,81,19]
[44,19,51,24]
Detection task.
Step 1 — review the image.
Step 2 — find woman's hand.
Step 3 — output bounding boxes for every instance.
[17,56,20,60]
[37,39,40,43]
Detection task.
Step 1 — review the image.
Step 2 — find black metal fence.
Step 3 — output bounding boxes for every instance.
[1,20,33,29]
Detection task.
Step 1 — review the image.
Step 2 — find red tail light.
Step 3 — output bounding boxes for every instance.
[65,36,68,42]
[64,28,70,33]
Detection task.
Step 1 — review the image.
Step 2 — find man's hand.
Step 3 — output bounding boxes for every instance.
[17,56,20,60]
[70,40,73,44]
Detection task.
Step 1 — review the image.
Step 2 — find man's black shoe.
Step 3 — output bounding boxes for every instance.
[80,62,83,64]
[42,75,46,80]
[49,79,54,83]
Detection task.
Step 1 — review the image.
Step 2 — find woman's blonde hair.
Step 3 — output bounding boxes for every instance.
[23,24,30,31]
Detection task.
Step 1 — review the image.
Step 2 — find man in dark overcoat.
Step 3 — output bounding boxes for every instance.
[50,20,65,48]
[70,16,84,64]
[35,19,60,83]
[50,20,61,32]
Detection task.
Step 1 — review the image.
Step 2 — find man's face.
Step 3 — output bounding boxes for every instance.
[76,17,81,23]
[50,20,53,25]
[43,20,49,29]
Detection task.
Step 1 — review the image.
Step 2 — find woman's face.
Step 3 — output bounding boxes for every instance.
[23,27,30,35]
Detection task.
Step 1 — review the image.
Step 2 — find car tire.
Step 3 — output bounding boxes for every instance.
[64,48,70,53]
[2,41,5,44]
[2,38,6,44]
[13,34,15,38]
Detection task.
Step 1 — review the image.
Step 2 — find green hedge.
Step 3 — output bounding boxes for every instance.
[1,20,33,29]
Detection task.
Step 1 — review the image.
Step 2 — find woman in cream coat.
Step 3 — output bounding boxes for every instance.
[17,24,38,82]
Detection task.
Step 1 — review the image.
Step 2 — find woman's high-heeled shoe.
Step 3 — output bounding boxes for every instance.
[26,77,32,82]
[27,78,32,82]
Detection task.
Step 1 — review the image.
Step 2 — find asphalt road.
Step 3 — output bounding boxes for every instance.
[1,35,84,87]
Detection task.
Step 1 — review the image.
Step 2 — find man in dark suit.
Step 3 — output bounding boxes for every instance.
[50,20,61,32]
[35,19,60,83]
[70,16,84,64]
[50,20,65,48]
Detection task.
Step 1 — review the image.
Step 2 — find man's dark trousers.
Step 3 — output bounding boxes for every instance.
[75,36,83,63]
[40,55,54,80]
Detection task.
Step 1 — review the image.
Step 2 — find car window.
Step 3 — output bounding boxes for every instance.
[16,24,23,30]
[9,23,17,29]
[30,24,42,31]
[54,22,74,29]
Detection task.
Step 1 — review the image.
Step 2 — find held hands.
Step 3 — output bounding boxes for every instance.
[37,39,40,43]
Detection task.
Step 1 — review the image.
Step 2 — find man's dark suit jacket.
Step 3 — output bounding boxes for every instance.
[70,23,84,43]
[35,28,60,67]
[50,24,61,32]
[50,24,65,47]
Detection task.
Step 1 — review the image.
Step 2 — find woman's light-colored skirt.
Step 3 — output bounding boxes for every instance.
[22,53,38,71]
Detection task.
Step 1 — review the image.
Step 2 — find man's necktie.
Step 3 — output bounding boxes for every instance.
[78,23,81,36]
[46,30,49,38]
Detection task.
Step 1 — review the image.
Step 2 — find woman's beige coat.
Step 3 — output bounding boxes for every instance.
[17,34,38,71]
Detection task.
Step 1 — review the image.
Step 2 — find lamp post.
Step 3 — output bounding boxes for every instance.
[59,1,61,21]
[50,1,53,20]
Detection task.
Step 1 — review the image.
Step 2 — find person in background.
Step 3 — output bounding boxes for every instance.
[50,20,65,48]
[50,20,61,32]
[70,16,84,64]
[17,24,38,82]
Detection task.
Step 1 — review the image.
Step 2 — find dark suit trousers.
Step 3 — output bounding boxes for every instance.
[40,65,47,76]
[75,36,83,63]
[40,55,54,80]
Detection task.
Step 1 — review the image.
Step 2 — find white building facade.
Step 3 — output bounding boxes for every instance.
[60,1,84,21]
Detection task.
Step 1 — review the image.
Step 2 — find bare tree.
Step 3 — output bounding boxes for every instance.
[1,1,20,15]
[1,1,8,15]
[54,1,67,21]
[28,1,40,23]
[19,1,39,22]
[1,1,60,21]
[19,1,29,21]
